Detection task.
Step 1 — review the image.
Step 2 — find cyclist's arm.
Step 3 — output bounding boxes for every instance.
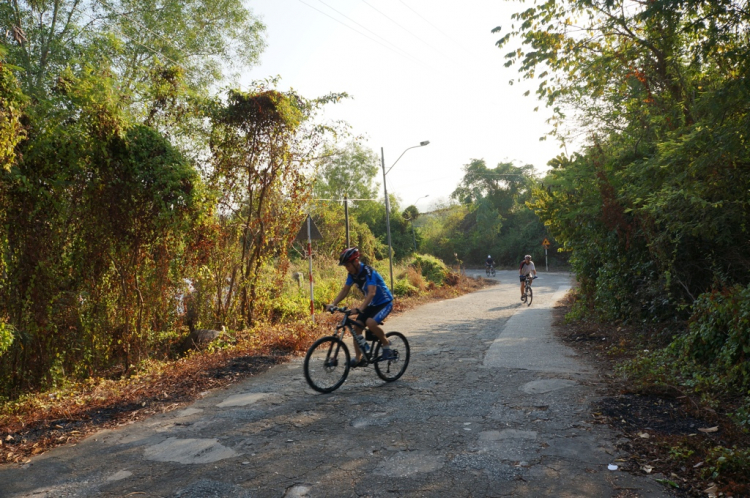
[356,285,376,312]
[329,284,352,309]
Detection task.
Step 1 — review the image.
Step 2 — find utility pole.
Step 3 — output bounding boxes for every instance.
[344,193,350,248]
[381,147,394,291]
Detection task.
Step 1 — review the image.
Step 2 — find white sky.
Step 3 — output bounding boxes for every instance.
[242,0,565,210]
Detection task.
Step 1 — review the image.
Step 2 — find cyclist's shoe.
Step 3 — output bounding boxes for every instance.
[380,349,396,362]
[349,357,367,368]
[521,295,526,302]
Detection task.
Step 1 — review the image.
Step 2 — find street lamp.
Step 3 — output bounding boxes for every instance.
[381,141,430,291]
[408,195,429,253]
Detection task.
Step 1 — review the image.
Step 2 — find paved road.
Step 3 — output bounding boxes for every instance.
[0,271,673,498]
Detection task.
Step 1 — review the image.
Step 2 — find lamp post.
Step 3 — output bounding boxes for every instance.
[381,141,430,291]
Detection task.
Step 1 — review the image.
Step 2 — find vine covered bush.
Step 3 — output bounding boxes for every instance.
[676,284,750,392]
[410,254,449,285]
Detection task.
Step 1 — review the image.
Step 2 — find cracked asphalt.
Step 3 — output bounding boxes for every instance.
[0,270,675,498]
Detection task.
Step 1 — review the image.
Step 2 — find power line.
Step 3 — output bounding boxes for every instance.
[297,0,426,66]
[360,0,457,64]
[316,0,420,64]
[398,0,472,54]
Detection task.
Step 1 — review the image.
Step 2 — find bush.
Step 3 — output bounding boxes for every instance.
[410,254,449,285]
[676,284,750,392]
[402,266,427,292]
[393,279,419,297]
[0,321,14,356]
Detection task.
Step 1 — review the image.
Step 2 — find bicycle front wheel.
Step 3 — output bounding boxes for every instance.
[304,337,350,393]
[374,332,410,382]
[526,286,533,306]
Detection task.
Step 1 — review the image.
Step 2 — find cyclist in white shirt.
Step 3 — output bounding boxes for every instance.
[519,255,537,300]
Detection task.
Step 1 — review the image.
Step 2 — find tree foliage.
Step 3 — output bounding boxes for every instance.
[1,0,265,98]
[0,6,352,398]
[202,81,347,329]
[500,0,750,316]
[0,63,205,391]
[313,140,380,202]
[419,159,555,266]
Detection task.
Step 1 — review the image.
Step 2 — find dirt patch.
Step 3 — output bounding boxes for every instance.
[552,294,750,498]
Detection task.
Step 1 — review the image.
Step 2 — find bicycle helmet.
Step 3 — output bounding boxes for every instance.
[338,247,360,265]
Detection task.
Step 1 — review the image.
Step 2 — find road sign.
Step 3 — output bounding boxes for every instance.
[294,214,322,323]
[542,238,550,248]
[294,215,322,242]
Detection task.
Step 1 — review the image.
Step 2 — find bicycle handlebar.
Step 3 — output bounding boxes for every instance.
[325,305,352,315]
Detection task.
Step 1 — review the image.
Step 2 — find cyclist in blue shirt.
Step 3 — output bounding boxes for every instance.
[326,247,394,368]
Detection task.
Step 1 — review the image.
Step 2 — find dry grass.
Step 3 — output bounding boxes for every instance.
[0,272,493,464]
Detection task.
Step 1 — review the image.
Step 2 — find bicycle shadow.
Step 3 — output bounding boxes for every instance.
[488,303,524,312]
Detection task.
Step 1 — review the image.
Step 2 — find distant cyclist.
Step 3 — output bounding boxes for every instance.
[485,254,495,269]
[326,248,394,368]
[519,254,537,300]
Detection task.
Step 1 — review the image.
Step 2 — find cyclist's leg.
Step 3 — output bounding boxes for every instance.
[349,322,365,360]
[366,318,389,346]
[364,302,393,346]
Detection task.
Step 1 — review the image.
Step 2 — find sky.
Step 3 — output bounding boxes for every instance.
[242,0,565,211]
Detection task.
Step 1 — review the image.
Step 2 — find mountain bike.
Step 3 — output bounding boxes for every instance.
[522,275,537,306]
[303,306,410,393]
[485,265,496,277]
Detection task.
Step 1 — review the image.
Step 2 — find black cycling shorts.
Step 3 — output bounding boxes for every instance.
[356,301,393,325]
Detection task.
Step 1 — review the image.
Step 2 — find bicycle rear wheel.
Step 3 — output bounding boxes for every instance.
[526,286,533,306]
[304,337,350,393]
[374,332,410,382]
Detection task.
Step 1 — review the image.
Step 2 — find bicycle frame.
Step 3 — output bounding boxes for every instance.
[334,312,378,364]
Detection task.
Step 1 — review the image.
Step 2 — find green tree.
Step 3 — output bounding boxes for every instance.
[501,0,750,319]
[355,196,413,261]
[419,202,470,265]
[313,140,380,202]
[0,46,26,172]
[0,65,205,392]
[205,81,347,328]
[1,0,265,98]
[446,159,549,264]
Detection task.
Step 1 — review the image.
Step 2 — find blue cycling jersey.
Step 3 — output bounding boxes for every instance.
[345,263,393,307]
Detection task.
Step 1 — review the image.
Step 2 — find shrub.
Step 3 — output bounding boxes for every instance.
[676,284,750,392]
[0,321,14,356]
[410,254,449,285]
[403,266,427,292]
[393,279,419,297]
